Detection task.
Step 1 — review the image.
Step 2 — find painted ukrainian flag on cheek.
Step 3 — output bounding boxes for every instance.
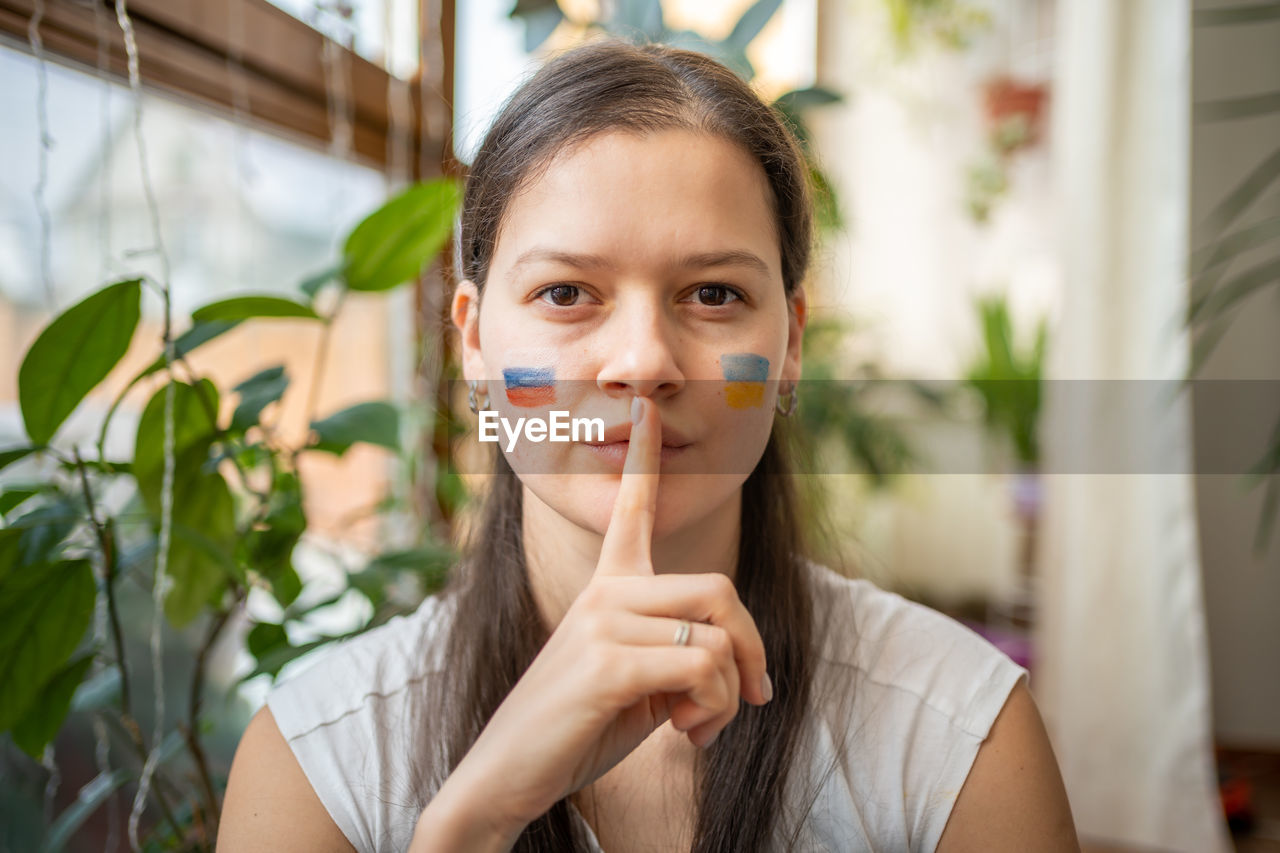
[503,366,556,407]
[721,353,769,409]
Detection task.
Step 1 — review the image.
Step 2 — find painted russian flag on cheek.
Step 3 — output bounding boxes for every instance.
[721,353,769,409]
[503,366,556,408]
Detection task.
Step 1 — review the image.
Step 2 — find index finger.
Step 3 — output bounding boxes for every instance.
[596,395,661,577]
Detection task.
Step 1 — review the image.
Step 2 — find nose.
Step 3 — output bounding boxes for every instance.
[596,294,685,401]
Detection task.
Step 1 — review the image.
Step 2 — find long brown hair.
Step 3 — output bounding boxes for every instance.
[424,38,825,851]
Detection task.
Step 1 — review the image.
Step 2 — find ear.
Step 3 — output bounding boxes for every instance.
[450,279,485,383]
[781,285,807,387]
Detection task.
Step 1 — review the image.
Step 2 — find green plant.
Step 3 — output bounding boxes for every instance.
[508,0,846,234]
[1187,3,1280,555]
[0,178,461,850]
[797,313,949,488]
[962,293,1047,469]
[880,0,991,56]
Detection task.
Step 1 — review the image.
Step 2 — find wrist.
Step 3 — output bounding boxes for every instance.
[410,772,527,853]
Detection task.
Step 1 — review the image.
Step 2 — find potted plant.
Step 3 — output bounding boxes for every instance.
[0,178,461,850]
[962,292,1047,630]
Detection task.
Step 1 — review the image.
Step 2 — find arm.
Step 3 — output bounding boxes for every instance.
[935,680,1081,852]
[217,706,356,853]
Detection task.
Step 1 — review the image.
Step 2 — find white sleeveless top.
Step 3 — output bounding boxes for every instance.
[266,561,1027,852]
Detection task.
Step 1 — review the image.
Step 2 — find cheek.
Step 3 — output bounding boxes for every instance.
[488,346,597,410]
[719,352,771,411]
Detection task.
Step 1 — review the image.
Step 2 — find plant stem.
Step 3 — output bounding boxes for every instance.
[98,711,188,845]
[185,604,234,843]
[303,288,348,436]
[73,450,134,725]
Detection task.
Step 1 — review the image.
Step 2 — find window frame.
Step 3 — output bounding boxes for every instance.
[0,0,456,176]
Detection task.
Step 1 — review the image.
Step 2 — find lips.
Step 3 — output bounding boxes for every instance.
[584,422,694,448]
[583,440,690,466]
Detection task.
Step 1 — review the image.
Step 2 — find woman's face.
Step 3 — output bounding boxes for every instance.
[452,128,806,541]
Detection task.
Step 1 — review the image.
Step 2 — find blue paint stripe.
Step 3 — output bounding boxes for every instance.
[721,353,769,383]
[503,366,555,388]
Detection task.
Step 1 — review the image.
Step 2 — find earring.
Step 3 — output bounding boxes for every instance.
[467,379,490,414]
[775,382,798,417]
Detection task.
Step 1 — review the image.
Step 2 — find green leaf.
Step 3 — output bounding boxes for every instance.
[271,564,303,609]
[309,401,401,455]
[242,469,306,608]
[774,86,844,145]
[247,622,289,660]
[231,366,289,432]
[12,653,94,759]
[133,379,221,513]
[41,767,131,853]
[163,477,237,627]
[10,498,81,565]
[71,667,121,712]
[19,279,142,445]
[0,446,38,473]
[436,469,470,516]
[131,380,238,626]
[342,180,461,292]
[810,163,844,233]
[1189,215,1280,301]
[239,636,341,683]
[509,0,565,52]
[1189,256,1280,324]
[1196,146,1280,240]
[191,295,320,324]
[299,263,342,301]
[136,320,241,381]
[0,559,95,730]
[663,28,718,56]
[352,542,455,608]
[246,468,304,543]
[724,0,781,52]
[1194,90,1280,123]
[609,0,665,40]
[365,542,455,575]
[0,528,19,577]
[0,488,39,517]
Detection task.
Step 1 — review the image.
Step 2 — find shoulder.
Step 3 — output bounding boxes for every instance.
[935,679,1080,851]
[799,560,1034,851]
[220,705,357,852]
[254,592,456,852]
[805,559,1027,738]
[266,592,454,742]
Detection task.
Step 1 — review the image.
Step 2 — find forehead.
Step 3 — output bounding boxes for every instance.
[490,128,781,280]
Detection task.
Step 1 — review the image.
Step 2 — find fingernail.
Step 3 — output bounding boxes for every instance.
[631,396,644,425]
[761,672,774,703]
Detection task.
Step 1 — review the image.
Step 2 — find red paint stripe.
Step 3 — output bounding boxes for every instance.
[506,386,556,407]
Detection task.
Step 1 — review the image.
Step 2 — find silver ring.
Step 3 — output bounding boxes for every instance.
[672,620,692,647]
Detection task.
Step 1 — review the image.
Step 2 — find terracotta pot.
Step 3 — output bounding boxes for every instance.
[982,76,1048,148]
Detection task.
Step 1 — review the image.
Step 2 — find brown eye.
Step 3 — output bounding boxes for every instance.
[696,285,741,306]
[539,284,580,306]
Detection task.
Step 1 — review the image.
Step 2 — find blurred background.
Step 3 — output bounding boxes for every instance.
[0,0,1276,850]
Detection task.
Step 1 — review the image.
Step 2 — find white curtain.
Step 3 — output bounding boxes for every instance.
[1035,2,1230,850]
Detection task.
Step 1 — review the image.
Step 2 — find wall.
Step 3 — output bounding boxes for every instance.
[1190,3,1280,748]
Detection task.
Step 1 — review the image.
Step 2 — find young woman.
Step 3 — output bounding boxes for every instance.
[220,39,1079,852]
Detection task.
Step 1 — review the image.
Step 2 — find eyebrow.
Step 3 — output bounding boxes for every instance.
[510,247,771,276]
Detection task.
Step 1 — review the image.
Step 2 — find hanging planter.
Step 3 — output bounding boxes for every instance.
[982,75,1049,153]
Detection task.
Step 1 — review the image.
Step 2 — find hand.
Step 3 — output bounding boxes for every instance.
[425,395,772,845]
